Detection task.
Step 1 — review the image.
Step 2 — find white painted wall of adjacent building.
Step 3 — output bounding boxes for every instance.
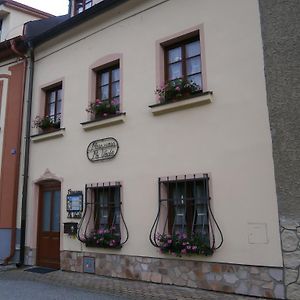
[0,4,41,41]
[26,0,282,267]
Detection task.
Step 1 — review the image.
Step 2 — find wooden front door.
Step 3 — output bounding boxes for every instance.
[37,182,61,269]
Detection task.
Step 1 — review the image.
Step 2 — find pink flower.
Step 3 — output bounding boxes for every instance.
[167,239,172,244]
[186,245,191,250]
[192,246,197,251]
[181,249,187,254]
[95,99,101,104]
[97,229,104,234]
[175,86,181,92]
[103,113,108,117]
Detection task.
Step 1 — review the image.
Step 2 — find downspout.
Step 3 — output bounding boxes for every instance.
[17,44,34,267]
[68,0,73,16]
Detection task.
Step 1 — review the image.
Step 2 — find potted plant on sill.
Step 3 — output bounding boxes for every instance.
[156,232,213,257]
[86,99,120,120]
[85,226,121,249]
[33,115,61,133]
[155,78,201,104]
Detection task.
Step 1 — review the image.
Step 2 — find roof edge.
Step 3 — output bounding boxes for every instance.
[31,0,129,47]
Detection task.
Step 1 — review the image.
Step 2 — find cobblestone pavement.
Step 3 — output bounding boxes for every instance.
[0,266,267,300]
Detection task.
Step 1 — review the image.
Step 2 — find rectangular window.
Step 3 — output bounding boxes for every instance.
[96,64,120,106]
[160,175,210,244]
[81,182,129,249]
[164,35,202,90]
[93,185,121,233]
[74,0,93,15]
[45,84,62,125]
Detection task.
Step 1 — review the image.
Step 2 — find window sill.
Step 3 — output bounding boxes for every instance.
[31,128,65,142]
[84,240,122,249]
[149,91,213,115]
[81,113,126,131]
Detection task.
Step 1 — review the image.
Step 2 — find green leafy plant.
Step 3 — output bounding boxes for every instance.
[155,78,201,103]
[33,115,60,130]
[86,99,120,119]
[87,226,121,248]
[156,232,213,257]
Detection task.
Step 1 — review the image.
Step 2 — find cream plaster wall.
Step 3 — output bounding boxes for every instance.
[27,0,282,267]
[0,5,41,41]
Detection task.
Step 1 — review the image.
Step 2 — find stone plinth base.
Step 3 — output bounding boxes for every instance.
[61,251,284,299]
[280,217,300,300]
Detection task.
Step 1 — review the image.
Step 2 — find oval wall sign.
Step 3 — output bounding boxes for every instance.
[87,137,119,162]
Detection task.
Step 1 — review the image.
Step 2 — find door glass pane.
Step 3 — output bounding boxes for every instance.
[168,47,182,63]
[112,82,120,98]
[186,41,200,58]
[186,57,201,75]
[168,62,182,80]
[112,68,120,82]
[187,74,202,89]
[101,72,109,86]
[101,85,109,100]
[52,191,60,232]
[42,192,51,232]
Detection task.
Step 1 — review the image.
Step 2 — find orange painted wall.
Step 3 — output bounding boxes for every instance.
[0,61,26,229]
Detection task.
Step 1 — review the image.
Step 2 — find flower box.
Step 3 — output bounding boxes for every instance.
[157,232,213,257]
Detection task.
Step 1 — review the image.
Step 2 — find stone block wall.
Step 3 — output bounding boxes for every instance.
[259,1,300,298]
[61,251,284,299]
[280,217,300,299]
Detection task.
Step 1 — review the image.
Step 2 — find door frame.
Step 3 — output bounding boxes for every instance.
[36,180,61,269]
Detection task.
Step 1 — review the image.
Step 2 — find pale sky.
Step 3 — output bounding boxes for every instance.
[17,0,69,16]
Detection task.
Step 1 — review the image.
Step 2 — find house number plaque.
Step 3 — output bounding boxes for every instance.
[87,137,119,162]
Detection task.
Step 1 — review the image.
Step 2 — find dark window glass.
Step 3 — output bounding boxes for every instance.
[74,0,93,15]
[165,36,202,90]
[165,179,209,243]
[94,186,121,234]
[45,85,62,124]
[96,64,120,111]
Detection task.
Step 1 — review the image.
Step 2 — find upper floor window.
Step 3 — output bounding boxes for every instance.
[165,36,202,89]
[74,0,93,15]
[33,83,62,132]
[97,64,120,107]
[86,62,121,120]
[155,33,203,103]
[45,85,62,125]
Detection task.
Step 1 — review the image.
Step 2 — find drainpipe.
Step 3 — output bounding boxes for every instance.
[68,0,73,16]
[17,44,34,267]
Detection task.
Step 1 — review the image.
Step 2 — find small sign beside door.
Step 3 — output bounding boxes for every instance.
[87,137,119,162]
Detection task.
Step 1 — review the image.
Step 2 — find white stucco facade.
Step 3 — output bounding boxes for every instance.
[27,0,282,268]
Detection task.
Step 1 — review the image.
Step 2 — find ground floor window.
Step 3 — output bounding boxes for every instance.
[150,173,223,256]
[77,182,128,249]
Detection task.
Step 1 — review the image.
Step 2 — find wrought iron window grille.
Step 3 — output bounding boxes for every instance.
[149,173,223,256]
[77,181,129,248]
